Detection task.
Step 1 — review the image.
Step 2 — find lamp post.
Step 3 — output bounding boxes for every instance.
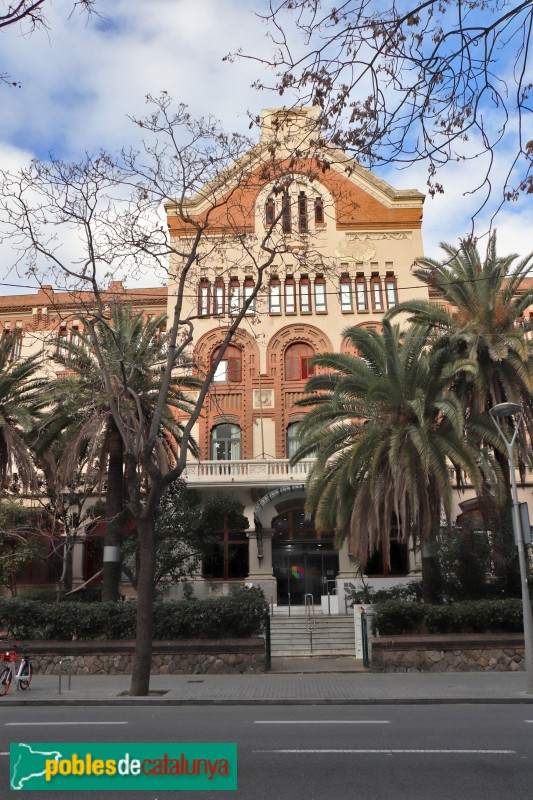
[490,402,533,694]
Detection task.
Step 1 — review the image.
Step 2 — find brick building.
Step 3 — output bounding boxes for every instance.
[166,108,431,606]
[0,281,167,593]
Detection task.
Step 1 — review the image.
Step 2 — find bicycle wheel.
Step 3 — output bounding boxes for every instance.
[18,660,32,691]
[0,666,11,696]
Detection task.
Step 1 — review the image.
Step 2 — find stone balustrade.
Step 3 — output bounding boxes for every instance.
[183,458,315,486]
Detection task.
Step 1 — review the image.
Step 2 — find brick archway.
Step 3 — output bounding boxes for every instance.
[194,328,260,460]
[266,324,333,458]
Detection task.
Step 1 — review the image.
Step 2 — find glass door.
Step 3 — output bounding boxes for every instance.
[272,544,338,605]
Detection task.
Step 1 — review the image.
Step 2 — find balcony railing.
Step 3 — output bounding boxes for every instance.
[183,458,316,485]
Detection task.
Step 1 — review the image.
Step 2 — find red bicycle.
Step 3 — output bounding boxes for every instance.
[0,642,32,696]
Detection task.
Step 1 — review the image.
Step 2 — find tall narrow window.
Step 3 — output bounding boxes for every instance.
[385,273,397,308]
[282,191,292,234]
[371,274,383,311]
[269,276,281,313]
[202,513,249,580]
[244,276,255,314]
[298,192,308,233]
[287,422,301,458]
[284,343,315,381]
[339,274,353,312]
[57,326,68,359]
[199,279,210,317]
[299,275,311,313]
[314,276,327,312]
[355,274,368,311]
[285,276,296,313]
[213,278,225,315]
[265,197,275,226]
[211,345,242,383]
[11,332,22,361]
[314,196,324,224]
[229,278,240,315]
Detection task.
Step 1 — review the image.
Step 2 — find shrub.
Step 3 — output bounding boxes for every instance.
[372,600,425,635]
[373,598,526,636]
[0,587,268,641]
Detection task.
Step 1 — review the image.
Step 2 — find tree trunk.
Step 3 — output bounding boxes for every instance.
[129,513,157,696]
[421,529,443,605]
[102,424,124,602]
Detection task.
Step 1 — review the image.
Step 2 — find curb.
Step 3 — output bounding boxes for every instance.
[2,697,533,706]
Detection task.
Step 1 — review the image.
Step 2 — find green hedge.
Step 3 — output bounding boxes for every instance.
[373,598,525,636]
[0,588,268,641]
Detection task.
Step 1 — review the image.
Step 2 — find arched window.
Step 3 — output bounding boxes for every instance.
[370,274,383,311]
[57,325,68,359]
[385,272,398,308]
[198,278,210,317]
[314,275,327,313]
[298,191,308,233]
[355,274,368,311]
[265,196,275,225]
[284,276,296,314]
[243,276,255,314]
[211,424,242,461]
[299,275,311,313]
[211,345,242,383]
[269,276,281,314]
[314,196,324,224]
[339,273,353,312]
[282,191,292,234]
[213,278,225,315]
[284,342,315,381]
[228,277,240,315]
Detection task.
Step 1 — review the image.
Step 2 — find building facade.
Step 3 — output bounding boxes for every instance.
[0,281,167,593]
[166,108,432,606]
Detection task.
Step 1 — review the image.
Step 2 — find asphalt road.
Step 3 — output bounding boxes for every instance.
[1,704,531,799]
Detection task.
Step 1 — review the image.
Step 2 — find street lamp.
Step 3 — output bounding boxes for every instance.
[490,402,533,694]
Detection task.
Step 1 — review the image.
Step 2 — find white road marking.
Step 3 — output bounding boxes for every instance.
[254,720,390,724]
[525,720,533,723]
[253,749,516,755]
[5,721,128,726]
[0,752,8,756]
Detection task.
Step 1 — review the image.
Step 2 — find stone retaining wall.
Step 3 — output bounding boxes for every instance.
[19,640,265,675]
[371,633,524,672]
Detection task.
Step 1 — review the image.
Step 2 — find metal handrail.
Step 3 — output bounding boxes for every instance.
[304,593,316,632]
[58,658,73,695]
[325,580,337,616]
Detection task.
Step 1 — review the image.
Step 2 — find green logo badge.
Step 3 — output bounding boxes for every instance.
[10,743,237,791]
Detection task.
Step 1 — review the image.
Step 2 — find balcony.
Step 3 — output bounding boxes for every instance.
[183,458,316,488]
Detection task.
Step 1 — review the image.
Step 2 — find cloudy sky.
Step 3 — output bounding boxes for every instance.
[0,0,530,294]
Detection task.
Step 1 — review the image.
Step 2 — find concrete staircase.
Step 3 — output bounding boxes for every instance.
[269,614,356,656]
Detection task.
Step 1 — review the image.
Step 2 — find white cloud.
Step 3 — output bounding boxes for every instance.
[0,0,529,295]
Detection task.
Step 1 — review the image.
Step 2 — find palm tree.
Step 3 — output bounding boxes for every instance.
[40,306,198,601]
[388,234,533,477]
[388,234,533,590]
[0,335,47,490]
[291,320,502,601]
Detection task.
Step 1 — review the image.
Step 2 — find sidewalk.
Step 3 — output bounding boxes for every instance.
[2,669,533,706]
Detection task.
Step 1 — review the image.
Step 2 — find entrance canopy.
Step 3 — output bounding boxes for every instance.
[254,484,306,530]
